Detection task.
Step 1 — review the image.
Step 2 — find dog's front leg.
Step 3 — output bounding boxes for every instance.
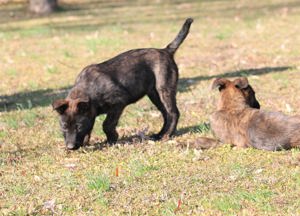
[83,133,91,146]
[103,106,124,144]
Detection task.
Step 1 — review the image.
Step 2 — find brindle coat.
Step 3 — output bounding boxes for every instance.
[210,77,300,151]
[52,18,193,150]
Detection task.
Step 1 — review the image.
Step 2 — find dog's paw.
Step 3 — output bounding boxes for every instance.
[106,132,118,145]
[106,139,117,146]
[149,134,162,141]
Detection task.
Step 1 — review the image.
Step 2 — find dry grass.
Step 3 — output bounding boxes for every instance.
[1,0,300,215]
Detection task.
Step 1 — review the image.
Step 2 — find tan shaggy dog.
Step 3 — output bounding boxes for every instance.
[210,77,300,151]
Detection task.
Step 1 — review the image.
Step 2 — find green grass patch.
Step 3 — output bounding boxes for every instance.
[93,116,106,137]
[87,174,110,192]
[63,50,73,58]
[212,188,274,213]
[212,194,241,213]
[45,65,59,74]
[10,26,52,38]
[215,27,233,40]
[161,200,177,216]
[2,110,39,129]
[192,122,211,134]
[0,130,8,138]
[237,189,274,211]
[11,184,27,196]
[129,159,159,179]
[85,37,122,53]
[6,68,18,77]
[23,111,38,127]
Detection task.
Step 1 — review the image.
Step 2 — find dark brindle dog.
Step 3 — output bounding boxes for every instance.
[210,77,300,151]
[52,18,193,150]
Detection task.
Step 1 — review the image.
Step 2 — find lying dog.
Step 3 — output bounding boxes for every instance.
[52,18,193,150]
[179,78,260,150]
[210,77,300,151]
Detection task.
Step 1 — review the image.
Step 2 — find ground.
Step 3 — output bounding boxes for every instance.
[1,0,300,215]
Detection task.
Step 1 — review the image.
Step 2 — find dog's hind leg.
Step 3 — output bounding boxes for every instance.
[147,90,168,140]
[151,66,180,139]
[103,106,124,144]
[157,88,180,139]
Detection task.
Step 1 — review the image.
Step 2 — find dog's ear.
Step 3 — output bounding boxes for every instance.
[76,98,90,114]
[52,99,69,115]
[234,77,249,89]
[211,78,228,91]
[241,84,261,109]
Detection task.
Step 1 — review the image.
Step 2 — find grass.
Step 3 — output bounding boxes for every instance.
[87,174,110,192]
[1,0,300,215]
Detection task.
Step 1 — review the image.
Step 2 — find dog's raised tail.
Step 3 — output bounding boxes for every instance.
[166,18,193,54]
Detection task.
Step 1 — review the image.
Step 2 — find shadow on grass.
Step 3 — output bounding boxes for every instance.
[178,66,293,92]
[82,123,209,151]
[45,0,300,34]
[0,66,292,112]
[0,86,70,112]
[2,0,300,33]
[0,0,199,26]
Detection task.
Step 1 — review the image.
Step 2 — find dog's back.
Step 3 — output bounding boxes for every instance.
[74,19,194,108]
[248,111,300,150]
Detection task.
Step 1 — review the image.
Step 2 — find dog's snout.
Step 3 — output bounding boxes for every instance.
[66,142,80,150]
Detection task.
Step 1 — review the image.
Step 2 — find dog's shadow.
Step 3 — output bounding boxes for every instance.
[82,123,210,151]
[178,66,293,92]
[0,66,292,112]
[84,135,143,151]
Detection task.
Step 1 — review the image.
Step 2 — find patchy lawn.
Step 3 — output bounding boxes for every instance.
[1,0,300,215]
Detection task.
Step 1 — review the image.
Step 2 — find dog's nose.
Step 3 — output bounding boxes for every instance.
[66,142,79,150]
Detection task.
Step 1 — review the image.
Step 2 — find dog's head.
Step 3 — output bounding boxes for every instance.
[52,90,95,150]
[212,77,260,110]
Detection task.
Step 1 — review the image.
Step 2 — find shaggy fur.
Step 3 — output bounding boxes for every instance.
[180,80,260,150]
[210,77,300,151]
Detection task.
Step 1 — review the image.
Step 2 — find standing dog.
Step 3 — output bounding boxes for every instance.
[210,77,300,151]
[52,18,193,150]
